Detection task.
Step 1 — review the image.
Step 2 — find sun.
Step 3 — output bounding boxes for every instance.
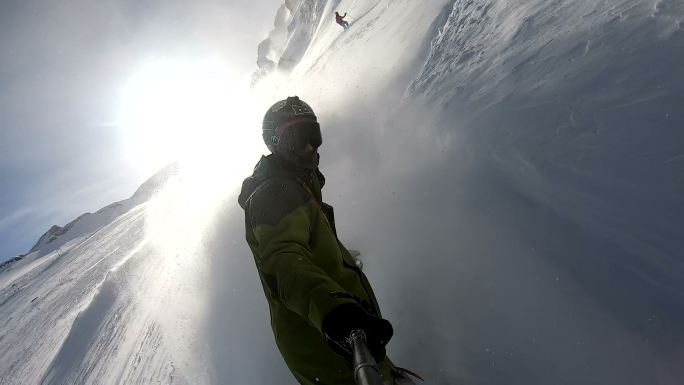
[118,57,265,190]
[117,56,271,259]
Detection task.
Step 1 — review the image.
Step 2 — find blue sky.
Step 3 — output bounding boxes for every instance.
[0,0,281,261]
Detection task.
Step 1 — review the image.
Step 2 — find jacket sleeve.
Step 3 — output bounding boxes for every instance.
[248,180,356,333]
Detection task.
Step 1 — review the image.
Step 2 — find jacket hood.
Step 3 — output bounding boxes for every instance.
[238,154,325,209]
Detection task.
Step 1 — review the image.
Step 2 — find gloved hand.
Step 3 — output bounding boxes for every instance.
[321,302,393,364]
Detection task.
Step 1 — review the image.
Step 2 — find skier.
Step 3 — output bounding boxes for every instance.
[335,11,350,30]
[238,96,419,385]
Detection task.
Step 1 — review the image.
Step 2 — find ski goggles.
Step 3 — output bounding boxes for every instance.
[277,118,322,149]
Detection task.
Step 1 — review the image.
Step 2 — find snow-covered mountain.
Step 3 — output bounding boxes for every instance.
[1,164,179,276]
[2,0,683,384]
[30,164,181,257]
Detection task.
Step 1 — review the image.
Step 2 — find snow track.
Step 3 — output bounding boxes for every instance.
[1,189,213,384]
[0,206,147,385]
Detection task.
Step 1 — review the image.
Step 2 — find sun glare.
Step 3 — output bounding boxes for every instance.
[119,57,264,188]
[118,57,268,274]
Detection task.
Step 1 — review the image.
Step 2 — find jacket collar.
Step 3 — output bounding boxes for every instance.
[238,154,326,209]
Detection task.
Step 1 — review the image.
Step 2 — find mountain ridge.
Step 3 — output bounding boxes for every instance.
[1,163,180,272]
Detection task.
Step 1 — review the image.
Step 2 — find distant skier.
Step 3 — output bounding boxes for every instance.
[238,96,420,385]
[335,11,349,30]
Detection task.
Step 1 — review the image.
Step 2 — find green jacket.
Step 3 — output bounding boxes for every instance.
[238,154,398,385]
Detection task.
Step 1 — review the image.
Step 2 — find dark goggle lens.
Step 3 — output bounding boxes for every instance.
[291,121,322,148]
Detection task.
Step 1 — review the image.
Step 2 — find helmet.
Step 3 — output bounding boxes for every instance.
[262,96,322,169]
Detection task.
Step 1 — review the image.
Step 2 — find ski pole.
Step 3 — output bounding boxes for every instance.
[349,329,387,385]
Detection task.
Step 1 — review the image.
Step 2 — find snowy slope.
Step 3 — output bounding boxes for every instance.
[2,0,683,384]
[254,0,684,383]
[0,164,200,384]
